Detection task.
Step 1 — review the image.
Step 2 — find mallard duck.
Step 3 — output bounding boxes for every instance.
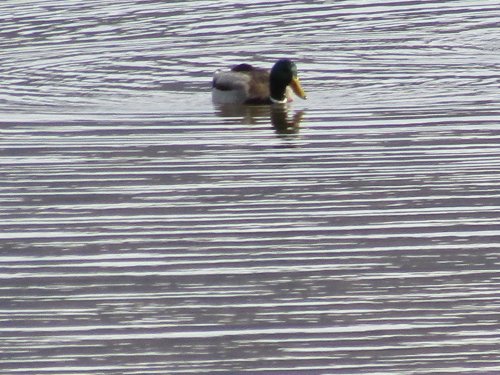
[212,59,307,105]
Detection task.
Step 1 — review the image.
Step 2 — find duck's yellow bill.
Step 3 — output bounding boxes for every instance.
[290,77,307,100]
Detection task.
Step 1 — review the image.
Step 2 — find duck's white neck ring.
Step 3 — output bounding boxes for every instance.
[270,96,287,104]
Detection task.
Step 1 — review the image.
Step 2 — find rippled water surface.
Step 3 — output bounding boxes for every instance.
[1,1,500,374]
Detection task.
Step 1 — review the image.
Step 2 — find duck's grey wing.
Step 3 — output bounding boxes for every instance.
[212,65,271,104]
[212,70,250,92]
[212,70,252,104]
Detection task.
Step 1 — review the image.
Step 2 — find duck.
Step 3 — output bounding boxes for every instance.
[212,59,307,105]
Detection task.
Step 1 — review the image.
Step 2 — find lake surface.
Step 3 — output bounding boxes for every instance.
[1,1,500,374]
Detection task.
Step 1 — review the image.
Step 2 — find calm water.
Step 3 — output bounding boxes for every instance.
[1,1,500,374]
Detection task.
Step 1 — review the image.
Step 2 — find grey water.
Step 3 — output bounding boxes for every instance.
[1,1,500,374]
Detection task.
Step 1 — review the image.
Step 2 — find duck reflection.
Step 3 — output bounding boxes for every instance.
[270,106,304,135]
[214,104,304,135]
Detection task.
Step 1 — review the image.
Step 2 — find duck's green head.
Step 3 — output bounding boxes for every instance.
[270,59,307,101]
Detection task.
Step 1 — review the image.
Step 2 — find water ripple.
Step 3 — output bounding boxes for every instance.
[1,0,500,374]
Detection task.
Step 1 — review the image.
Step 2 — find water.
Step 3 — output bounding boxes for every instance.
[1,1,500,374]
